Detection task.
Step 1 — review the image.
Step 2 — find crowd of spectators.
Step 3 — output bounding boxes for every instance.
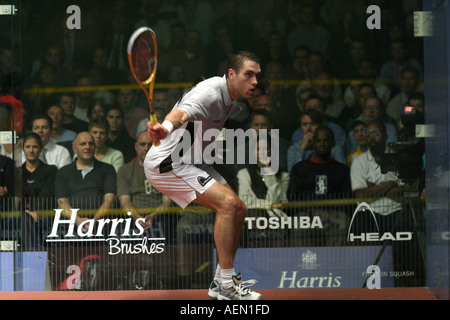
[0,0,425,234]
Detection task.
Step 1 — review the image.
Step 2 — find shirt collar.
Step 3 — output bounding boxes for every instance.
[221,75,234,107]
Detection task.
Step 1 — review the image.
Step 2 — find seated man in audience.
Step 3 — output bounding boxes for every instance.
[59,93,89,133]
[29,114,72,169]
[287,109,346,172]
[288,127,351,245]
[47,104,77,143]
[346,96,397,154]
[55,132,116,230]
[105,106,136,163]
[117,130,171,229]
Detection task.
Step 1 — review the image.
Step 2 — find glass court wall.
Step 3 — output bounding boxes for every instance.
[0,0,447,297]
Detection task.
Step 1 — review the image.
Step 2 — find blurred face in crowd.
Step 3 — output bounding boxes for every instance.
[358,85,376,108]
[106,109,123,133]
[90,103,106,121]
[135,131,152,164]
[352,123,368,147]
[367,122,387,155]
[300,114,319,135]
[250,114,270,134]
[73,132,95,161]
[400,70,419,95]
[89,125,108,148]
[254,94,271,111]
[47,105,64,129]
[153,91,170,112]
[256,138,271,167]
[313,72,334,99]
[60,95,75,116]
[312,128,335,159]
[32,118,52,145]
[362,97,382,121]
[23,137,41,162]
[76,76,93,100]
[117,89,137,109]
[304,98,325,114]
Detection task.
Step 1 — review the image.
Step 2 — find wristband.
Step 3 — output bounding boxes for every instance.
[162,120,174,134]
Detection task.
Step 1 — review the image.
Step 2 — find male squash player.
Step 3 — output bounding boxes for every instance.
[144,51,263,300]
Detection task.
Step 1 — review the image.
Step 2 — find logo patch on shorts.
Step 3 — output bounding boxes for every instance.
[197,175,212,187]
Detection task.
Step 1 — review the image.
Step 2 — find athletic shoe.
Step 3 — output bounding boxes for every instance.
[208,280,220,299]
[217,273,263,300]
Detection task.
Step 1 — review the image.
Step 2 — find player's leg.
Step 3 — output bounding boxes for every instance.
[193,181,246,270]
[194,182,262,300]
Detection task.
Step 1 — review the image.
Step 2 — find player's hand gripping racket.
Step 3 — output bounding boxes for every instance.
[127,27,160,145]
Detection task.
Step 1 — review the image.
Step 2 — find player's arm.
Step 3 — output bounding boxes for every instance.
[147,109,189,142]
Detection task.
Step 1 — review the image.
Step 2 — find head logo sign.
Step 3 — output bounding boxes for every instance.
[347,202,412,242]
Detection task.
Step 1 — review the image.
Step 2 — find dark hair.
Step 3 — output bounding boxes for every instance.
[225,51,260,78]
[301,108,323,125]
[249,109,273,127]
[313,126,335,141]
[31,114,53,128]
[23,132,43,149]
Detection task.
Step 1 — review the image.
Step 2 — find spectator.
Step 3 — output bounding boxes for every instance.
[15,132,57,250]
[286,4,330,58]
[59,93,89,133]
[47,104,77,143]
[88,118,124,173]
[287,109,346,172]
[346,119,369,166]
[74,76,101,124]
[87,96,108,122]
[285,45,310,81]
[350,120,403,215]
[346,96,397,154]
[234,109,291,174]
[55,132,116,228]
[386,66,421,127]
[159,29,206,83]
[116,88,149,140]
[289,126,351,199]
[117,131,171,229]
[291,94,346,147]
[237,134,289,218]
[379,40,422,91]
[288,126,351,245]
[105,106,136,163]
[29,114,72,169]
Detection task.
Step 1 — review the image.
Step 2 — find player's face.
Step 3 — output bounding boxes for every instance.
[229,59,261,100]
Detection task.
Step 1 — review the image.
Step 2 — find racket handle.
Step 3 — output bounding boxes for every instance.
[150,113,160,146]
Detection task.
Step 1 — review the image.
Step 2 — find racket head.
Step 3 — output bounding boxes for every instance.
[127,27,158,85]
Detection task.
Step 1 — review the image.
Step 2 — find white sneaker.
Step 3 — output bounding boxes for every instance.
[217,273,263,300]
[208,279,220,299]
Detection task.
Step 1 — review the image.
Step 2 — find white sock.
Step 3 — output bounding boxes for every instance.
[220,267,236,289]
[214,264,222,283]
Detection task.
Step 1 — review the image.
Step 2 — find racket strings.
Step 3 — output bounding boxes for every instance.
[133,36,155,82]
